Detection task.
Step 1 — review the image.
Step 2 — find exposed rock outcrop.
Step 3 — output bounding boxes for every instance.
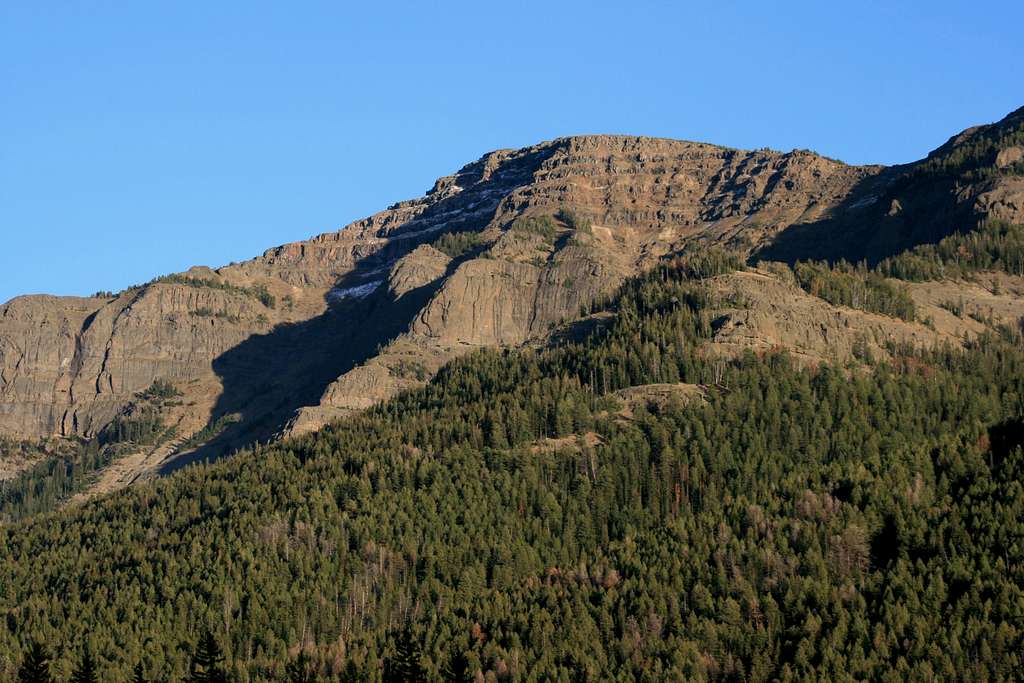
[386,245,451,300]
[703,269,1024,365]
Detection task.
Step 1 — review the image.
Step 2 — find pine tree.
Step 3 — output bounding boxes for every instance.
[69,647,98,683]
[189,630,227,683]
[132,662,147,683]
[441,649,471,682]
[384,627,424,682]
[17,642,51,683]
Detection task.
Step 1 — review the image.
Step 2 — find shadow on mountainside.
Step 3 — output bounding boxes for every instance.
[159,145,560,472]
[160,275,442,473]
[754,163,982,266]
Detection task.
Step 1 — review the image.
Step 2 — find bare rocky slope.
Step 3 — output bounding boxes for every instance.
[2,107,1022,493]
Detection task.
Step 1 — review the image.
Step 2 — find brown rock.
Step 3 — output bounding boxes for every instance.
[386,245,451,299]
[995,146,1024,169]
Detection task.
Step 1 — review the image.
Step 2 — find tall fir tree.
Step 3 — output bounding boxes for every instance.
[132,662,147,683]
[69,647,98,683]
[17,642,51,683]
[189,630,227,683]
[384,627,425,683]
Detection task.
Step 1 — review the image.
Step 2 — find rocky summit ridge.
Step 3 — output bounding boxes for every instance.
[2,109,1023,493]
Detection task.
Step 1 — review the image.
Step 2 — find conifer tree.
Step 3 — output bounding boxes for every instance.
[441,649,472,682]
[189,630,227,683]
[384,627,424,682]
[69,647,98,683]
[17,642,51,683]
[132,662,147,683]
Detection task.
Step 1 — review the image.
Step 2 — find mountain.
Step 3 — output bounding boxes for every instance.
[0,136,871,479]
[3,110,1024,504]
[0,108,1023,679]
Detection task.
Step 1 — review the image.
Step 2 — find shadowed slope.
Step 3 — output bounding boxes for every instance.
[757,106,1024,265]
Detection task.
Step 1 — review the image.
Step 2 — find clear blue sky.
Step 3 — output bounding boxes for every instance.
[2,1,1021,303]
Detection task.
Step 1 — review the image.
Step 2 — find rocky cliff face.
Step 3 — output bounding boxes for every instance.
[0,270,318,441]
[0,295,104,437]
[2,109,1022,483]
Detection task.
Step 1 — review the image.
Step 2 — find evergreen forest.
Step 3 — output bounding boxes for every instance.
[0,253,1022,681]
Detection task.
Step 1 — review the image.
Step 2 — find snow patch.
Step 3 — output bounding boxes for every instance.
[328,280,383,301]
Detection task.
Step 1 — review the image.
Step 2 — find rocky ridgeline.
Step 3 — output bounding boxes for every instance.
[2,109,1022,482]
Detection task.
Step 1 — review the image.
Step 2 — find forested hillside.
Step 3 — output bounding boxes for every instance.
[1,253,1022,682]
